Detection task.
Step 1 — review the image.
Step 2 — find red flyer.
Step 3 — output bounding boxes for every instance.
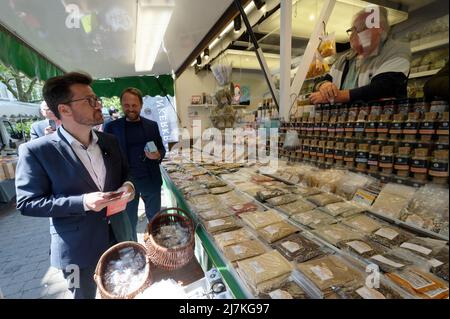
[106,193,131,216]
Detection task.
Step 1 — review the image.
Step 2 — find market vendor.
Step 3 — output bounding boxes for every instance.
[310,6,411,104]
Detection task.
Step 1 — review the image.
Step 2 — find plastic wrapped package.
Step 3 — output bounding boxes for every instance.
[341,214,382,234]
[187,194,218,212]
[217,191,249,205]
[308,169,347,193]
[307,193,343,207]
[256,189,286,202]
[103,248,149,297]
[400,184,449,235]
[214,228,254,250]
[198,209,234,221]
[369,251,413,273]
[367,226,414,249]
[318,32,337,58]
[387,267,449,299]
[251,175,275,184]
[257,221,299,243]
[290,209,337,229]
[240,210,284,230]
[236,183,266,197]
[283,130,301,151]
[223,240,267,262]
[236,250,294,295]
[297,255,364,294]
[290,186,322,197]
[203,216,241,234]
[336,239,387,258]
[209,186,233,195]
[266,194,299,206]
[399,237,448,258]
[320,202,364,217]
[260,280,310,299]
[272,233,325,262]
[277,199,317,216]
[312,224,363,246]
[335,173,376,200]
[335,283,404,299]
[230,202,260,215]
[371,184,417,219]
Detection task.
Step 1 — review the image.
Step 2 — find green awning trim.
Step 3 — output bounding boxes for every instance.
[92,74,174,98]
[0,25,64,80]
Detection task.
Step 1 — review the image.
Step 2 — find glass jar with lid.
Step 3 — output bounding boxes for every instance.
[344,143,356,169]
[379,145,395,176]
[325,140,335,166]
[356,143,369,172]
[394,147,411,178]
[334,142,345,167]
[410,148,429,182]
[368,145,381,174]
[429,149,449,185]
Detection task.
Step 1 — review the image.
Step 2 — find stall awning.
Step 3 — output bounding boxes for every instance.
[92,75,174,98]
[0,25,64,81]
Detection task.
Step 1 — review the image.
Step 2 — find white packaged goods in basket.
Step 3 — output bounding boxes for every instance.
[103,247,148,297]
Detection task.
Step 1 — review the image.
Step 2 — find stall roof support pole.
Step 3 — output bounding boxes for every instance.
[290,0,336,98]
[234,0,279,110]
[280,0,292,121]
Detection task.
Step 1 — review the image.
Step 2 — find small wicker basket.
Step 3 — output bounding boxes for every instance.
[144,207,195,271]
[94,241,152,299]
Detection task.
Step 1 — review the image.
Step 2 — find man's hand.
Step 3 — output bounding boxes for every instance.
[309,92,328,105]
[44,126,56,136]
[145,150,161,160]
[310,88,351,104]
[318,81,339,103]
[116,183,135,203]
[84,192,116,212]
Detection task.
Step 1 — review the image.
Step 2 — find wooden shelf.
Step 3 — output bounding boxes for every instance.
[411,37,449,54]
[409,69,440,79]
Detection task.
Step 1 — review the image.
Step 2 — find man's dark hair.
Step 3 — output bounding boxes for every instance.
[43,72,93,119]
[120,87,143,106]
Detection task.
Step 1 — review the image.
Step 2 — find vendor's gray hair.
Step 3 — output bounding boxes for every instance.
[353,6,390,40]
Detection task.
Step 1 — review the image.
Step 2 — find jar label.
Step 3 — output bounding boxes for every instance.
[334,149,344,159]
[437,122,449,135]
[365,122,378,133]
[379,155,394,163]
[354,122,365,133]
[429,162,449,173]
[377,122,390,132]
[411,159,428,173]
[403,122,418,134]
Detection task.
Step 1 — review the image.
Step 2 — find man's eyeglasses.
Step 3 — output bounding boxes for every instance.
[346,28,355,36]
[65,96,103,108]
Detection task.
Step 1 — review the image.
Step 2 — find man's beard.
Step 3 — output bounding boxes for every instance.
[125,111,140,121]
[73,109,104,126]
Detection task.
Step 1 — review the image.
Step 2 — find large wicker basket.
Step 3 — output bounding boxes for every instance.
[144,207,195,271]
[94,241,152,299]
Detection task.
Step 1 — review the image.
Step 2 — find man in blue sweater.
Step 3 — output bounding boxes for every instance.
[103,88,166,241]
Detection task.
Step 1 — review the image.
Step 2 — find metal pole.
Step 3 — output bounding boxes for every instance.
[280,0,292,121]
[234,0,279,110]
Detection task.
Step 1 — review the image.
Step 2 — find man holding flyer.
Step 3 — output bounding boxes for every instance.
[15,72,135,299]
[103,87,166,241]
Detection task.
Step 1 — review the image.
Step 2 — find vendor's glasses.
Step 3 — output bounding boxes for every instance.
[65,96,103,108]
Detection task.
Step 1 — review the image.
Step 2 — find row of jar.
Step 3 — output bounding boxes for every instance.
[279,140,448,186]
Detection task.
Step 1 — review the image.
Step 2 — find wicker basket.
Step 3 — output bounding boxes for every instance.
[94,241,152,299]
[144,207,195,271]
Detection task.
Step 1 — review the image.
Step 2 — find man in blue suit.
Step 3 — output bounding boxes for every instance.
[29,101,60,139]
[103,88,166,241]
[15,72,135,299]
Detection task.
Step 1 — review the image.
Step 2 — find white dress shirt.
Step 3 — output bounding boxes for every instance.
[59,126,106,211]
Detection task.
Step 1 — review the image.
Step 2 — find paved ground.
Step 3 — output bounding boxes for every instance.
[0,190,170,299]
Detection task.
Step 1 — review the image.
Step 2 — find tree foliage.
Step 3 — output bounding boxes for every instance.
[0,63,42,102]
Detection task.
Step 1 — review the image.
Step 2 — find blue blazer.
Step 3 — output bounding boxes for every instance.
[15,129,132,269]
[29,119,49,140]
[103,117,166,192]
